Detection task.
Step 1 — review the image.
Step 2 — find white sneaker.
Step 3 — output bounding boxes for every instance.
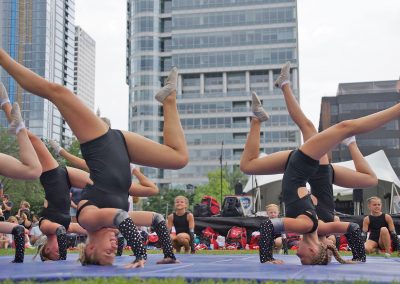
[274,61,291,88]
[341,136,356,146]
[384,252,391,258]
[8,103,25,135]
[251,92,269,122]
[155,67,178,103]
[0,82,10,108]
[49,139,62,155]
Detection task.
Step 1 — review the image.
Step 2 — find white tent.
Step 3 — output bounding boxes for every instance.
[243,150,400,214]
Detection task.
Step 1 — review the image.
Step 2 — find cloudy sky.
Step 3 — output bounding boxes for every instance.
[75,0,400,130]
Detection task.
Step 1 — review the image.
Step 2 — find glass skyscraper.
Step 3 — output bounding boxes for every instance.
[0,0,75,143]
[127,0,301,186]
[74,26,96,112]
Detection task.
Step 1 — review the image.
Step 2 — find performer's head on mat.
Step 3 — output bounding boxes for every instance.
[78,227,119,265]
[35,235,60,261]
[295,230,348,265]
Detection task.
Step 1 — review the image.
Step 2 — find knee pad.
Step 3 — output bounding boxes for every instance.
[56,225,66,236]
[152,213,165,227]
[271,218,285,234]
[347,222,360,233]
[113,209,129,227]
[11,225,25,235]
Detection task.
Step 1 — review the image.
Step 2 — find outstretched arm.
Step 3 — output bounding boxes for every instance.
[49,140,89,172]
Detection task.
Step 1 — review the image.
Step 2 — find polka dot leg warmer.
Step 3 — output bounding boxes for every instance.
[11,225,25,263]
[118,217,147,261]
[56,226,68,260]
[153,220,176,260]
[345,223,366,262]
[116,235,125,256]
[259,218,275,263]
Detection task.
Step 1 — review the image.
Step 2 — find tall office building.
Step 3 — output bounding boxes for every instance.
[127,0,301,186]
[0,0,75,143]
[319,80,400,175]
[74,26,95,111]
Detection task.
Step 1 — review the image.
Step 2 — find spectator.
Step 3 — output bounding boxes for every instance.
[266,204,284,253]
[0,208,5,222]
[0,232,11,248]
[0,182,3,198]
[1,194,13,220]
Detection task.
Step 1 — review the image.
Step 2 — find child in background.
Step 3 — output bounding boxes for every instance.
[265,204,285,253]
[167,196,195,253]
[363,196,398,257]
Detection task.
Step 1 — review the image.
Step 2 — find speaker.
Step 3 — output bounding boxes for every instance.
[234,181,243,195]
[353,188,363,203]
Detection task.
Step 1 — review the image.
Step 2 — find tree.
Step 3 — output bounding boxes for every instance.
[143,188,194,217]
[225,164,248,192]
[193,169,231,205]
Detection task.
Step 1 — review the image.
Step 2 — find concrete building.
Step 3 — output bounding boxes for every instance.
[73,26,95,111]
[126,0,301,186]
[319,80,400,176]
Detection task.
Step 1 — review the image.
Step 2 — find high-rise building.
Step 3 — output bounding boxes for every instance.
[319,80,400,175]
[0,0,75,144]
[74,26,95,111]
[126,0,301,186]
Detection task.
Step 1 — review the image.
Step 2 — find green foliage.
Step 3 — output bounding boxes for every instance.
[143,188,195,217]
[224,164,248,193]
[193,168,231,205]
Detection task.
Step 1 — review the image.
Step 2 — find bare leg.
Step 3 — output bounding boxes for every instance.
[300,103,400,161]
[280,82,329,164]
[240,117,291,175]
[333,140,378,188]
[379,227,391,254]
[0,48,107,143]
[123,70,189,169]
[27,131,58,172]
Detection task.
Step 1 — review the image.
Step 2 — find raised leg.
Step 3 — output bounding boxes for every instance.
[0,48,107,143]
[122,68,188,169]
[240,117,291,175]
[300,103,400,161]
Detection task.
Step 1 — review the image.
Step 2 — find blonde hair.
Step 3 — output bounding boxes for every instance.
[77,242,100,266]
[7,216,18,223]
[367,196,381,204]
[21,201,30,208]
[174,196,189,207]
[265,204,280,212]
[310,243,350,265]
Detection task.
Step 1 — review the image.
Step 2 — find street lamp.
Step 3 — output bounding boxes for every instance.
[219,141,224,206]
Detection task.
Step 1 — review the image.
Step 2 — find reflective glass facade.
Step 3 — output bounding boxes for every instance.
[319,81,400,176]
[0,0,74,144]
[127,0,301,186]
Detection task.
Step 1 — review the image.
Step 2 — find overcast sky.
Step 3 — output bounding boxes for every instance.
[75,0,400,131]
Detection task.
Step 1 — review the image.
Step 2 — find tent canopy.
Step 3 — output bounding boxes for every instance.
[243,150,400,194]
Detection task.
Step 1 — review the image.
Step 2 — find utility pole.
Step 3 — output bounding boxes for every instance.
[219,141,224,206]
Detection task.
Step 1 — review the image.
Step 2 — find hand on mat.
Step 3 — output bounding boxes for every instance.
[156,257,180,264]
[266,259,284,264]
[125,258,146,268]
